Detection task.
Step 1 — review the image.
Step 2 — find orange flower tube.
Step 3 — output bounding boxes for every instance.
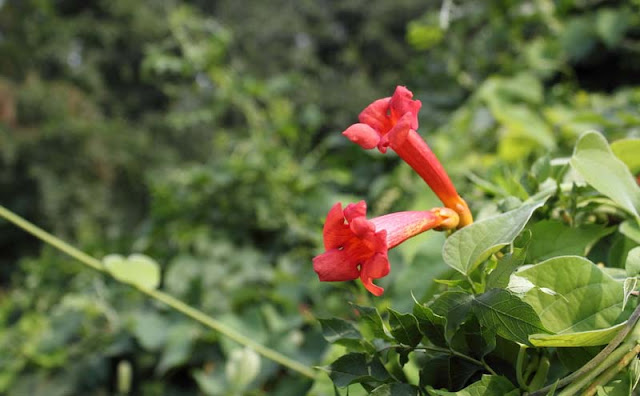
[342,86,473,227]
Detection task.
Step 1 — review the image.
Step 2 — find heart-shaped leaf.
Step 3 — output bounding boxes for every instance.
[388,309,422,347]
[472,289,549,345]
[529,322,626,347]
[443,198,547,275]
[516,256,635,346]
[526,220,614,262]
[626,247,640,277]
[324,353,390,388]
[104,253,161,290]
[570,131,640,218]
[611,138,640,174]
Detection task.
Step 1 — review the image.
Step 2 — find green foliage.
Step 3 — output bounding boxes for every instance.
[426,375,518,396]
[612,139,640,174]
[518,256,635,347]
[472,289,548,346]
[571,131,640,219]
[525,220,613,263]
[443,199,547,275]
[325,353,390,388]
[2,0,640,394]
[321,133,640,394]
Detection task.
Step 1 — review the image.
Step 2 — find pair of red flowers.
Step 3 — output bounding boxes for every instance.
[312,86,473,296]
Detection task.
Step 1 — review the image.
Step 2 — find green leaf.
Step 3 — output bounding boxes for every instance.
[608,233,640,269]
[630,359,640,392]
[467,323,497,359]
[486,247,527,289]
[325,353,390,388]
[561,17,598,61]
[626,247,640,277]
[478,74,543,105]
[352,305,392,341]
[319,318,362,345]
[570,131,640,219]
[611,138,640,174]
[406,22,444,51]
[430,291,474,343]
[225,347,261,390]
[388,310,422,347]
[426,375,518,396]
[598,372,633,396]
[420,355,480,391]
[623,278,638,310]
[620,220,640,244]
[157,323,198,374]
[103,253,161,290]
[193,369,226,395]
[529,322,627,347]
[480,76,553,153]
[413,301,447,347]
[472,289,549,345]
[526,220,614,262]
[133,312,169,351]
[370,383,419,396]
[517,256,635,346]
[596,8,630,48]
[443,198,547,275]
[492,103,556,150]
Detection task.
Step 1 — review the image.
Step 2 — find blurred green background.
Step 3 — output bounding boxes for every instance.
[1,0,640,395]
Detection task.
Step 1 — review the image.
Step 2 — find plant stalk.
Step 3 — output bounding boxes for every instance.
[527,301,640,396]
[557,340,636,396]
[516,345,531,391]
[582,342,640,396]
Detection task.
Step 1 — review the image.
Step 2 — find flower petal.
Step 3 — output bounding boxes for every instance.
[358,97,392,132]
[349,216,375,239]
[342,123,381,150]
[359,252,390,296]
[313,249,360,281]
[364,251,390,278]
[322,202,349,249]
[386,112,413,147]
[389,86,421,130]
[343,201,367,223]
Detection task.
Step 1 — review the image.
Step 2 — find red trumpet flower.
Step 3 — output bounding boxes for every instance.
[312,201,459,296]
[342,86,473,227]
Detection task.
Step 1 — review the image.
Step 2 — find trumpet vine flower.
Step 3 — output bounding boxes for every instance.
[312,201,459,296]
[342,86,473,227]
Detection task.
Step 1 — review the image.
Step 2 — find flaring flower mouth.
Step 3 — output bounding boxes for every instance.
[342,86,473,227]
[312,201,459,296]
[342,86,421,153]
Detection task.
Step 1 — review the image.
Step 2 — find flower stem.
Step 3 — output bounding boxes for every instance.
[0,205,317,379]
[0,205,104,272]
[140,287,317,379]
[516,345,531,391]
[466,275,478,294]
[582,342,640,396]
[557,340,637,396]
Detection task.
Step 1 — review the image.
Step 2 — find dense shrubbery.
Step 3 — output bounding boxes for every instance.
[1,1,640,395]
